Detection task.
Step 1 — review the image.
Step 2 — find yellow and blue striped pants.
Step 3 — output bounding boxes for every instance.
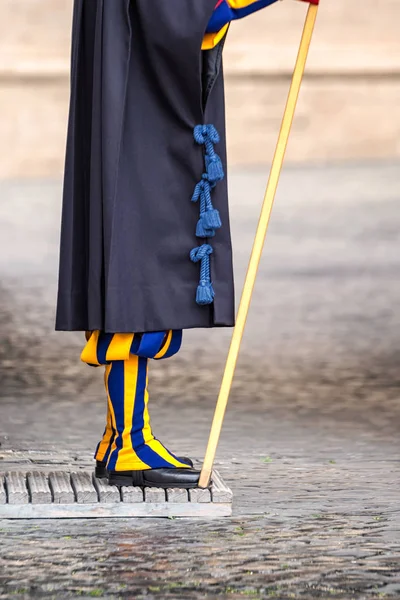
[81,330,189,471]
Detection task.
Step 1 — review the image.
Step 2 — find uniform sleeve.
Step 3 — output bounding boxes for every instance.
[202,0,280,50]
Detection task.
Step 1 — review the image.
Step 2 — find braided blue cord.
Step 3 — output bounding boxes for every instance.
[193,124,219,145]
[190,244,215,305]
[190,124,224,305]
[191,175,221,237]
[194,125,224,183]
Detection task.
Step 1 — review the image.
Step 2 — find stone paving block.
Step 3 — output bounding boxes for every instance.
[144,488,166,503]
[49,471,75,504]
[93,475,120,504]
[0,474,6,504]
[166,489,189,503]
[27,471,52,504]
[211,470,234,504]
[70,472,98,504]
[121,486,144,503]
[189,488,212,503]
[5,471,29,505]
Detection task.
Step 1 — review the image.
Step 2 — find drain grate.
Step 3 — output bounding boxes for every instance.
[0,469,232,518]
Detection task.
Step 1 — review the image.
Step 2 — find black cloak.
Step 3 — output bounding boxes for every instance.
[56,0,235,333]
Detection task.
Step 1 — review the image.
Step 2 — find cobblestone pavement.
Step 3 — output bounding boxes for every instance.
[0,164,399,598]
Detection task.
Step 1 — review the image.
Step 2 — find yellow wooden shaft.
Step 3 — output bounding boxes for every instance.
[199,4,319,489]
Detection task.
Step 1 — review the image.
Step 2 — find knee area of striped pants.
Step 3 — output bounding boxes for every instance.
[81,330,183,366]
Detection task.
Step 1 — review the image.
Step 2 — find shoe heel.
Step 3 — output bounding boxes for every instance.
[95,468,108,480]
[108,474,137,487]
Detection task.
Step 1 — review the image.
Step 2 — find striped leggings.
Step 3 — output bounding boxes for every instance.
[81,330,189,471]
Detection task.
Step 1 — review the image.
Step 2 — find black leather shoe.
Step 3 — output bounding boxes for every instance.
[95,457,194,480]
[95,461,109,479]
[108,467,202,489]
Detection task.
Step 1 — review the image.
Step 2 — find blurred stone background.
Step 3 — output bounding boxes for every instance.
[0,0,400,178]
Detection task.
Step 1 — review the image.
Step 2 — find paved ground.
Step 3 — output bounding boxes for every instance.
[0,163,399,599]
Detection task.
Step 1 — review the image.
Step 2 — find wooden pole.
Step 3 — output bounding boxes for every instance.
[199,3,319,489]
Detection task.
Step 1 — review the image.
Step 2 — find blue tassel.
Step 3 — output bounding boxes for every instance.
[205,153,224,183]
[196,217,215,238]
[196,282,215,305]
[203,208,222,230]
[190,244,215,305]
[191,176,220,237]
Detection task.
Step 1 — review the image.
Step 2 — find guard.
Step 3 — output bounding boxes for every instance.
[56,0,280,488]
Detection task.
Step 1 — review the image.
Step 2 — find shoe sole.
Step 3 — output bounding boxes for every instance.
[95,469,108,480]
[95,459,193,482]
[108,475,201,489]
